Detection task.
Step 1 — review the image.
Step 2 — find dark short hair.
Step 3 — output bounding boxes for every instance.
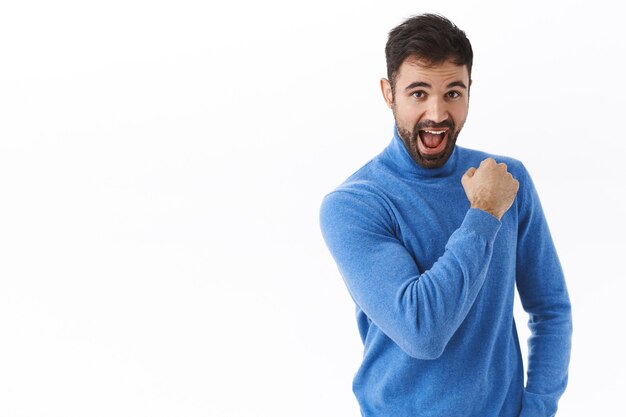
[385,14,473,93]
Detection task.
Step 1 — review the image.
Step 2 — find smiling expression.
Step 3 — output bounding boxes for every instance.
[381,58,471,169]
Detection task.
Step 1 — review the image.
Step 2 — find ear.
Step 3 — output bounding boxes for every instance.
[380,78,394,109]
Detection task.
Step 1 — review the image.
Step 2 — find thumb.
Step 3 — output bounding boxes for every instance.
[464,167,477,178]
[461,167,476,188]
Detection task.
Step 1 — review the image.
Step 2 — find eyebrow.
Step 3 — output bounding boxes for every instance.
[404,81,468,91]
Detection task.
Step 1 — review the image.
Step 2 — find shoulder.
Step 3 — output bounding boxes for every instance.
[320,156,397,233]
[320,180,395,229]
[322,150,396,208]
[455,146,529,180]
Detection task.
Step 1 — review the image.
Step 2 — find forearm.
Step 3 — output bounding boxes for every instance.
[401,208,502,358]
[519,293,572,416]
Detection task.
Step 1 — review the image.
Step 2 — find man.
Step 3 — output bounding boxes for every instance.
[319,14,572,417]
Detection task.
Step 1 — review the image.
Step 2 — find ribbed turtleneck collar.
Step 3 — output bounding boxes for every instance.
[383,124,459,179]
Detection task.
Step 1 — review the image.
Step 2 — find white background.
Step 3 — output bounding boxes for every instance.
[1,0,624,416]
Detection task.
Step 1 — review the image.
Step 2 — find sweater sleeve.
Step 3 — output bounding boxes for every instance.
[515,166,572,417]
[319,186,501,360]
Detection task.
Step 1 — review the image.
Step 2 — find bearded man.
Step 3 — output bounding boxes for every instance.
[320,13,572,417]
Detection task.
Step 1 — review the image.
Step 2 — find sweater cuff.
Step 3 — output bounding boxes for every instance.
[460,208,501,242]
[519,390,558,417]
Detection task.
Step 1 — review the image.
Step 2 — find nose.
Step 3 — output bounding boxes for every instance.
[425,97,449,123]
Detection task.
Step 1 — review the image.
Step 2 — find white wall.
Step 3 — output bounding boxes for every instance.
[0,1,624,415]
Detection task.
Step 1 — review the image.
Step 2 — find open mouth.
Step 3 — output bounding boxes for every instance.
[417,129,448,156]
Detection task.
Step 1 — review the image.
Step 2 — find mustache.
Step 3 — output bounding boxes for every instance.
[414,120,454,132]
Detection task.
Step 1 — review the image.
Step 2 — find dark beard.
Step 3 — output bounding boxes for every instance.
[396,119,459,169]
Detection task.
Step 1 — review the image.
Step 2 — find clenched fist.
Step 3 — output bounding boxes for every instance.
[461,158,520,220]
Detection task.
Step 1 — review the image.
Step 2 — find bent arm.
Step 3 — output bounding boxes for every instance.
[319,188,501,359]
[515,166,572,417]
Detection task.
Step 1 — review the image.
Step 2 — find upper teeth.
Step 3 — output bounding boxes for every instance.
[424,130,446,134]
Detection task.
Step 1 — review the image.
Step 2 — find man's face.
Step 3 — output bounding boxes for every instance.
[381,58,471,169]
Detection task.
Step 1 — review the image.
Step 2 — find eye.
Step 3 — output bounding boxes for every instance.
[446,90,461,99]
[411,90,426,99]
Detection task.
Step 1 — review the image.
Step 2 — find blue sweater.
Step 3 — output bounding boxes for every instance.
[319,127,572,417]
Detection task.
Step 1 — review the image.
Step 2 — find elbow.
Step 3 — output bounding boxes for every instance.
[400,335,448,360]
[528,299,573,336]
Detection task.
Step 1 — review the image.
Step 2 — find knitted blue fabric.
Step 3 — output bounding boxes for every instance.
[319,126,572,417]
